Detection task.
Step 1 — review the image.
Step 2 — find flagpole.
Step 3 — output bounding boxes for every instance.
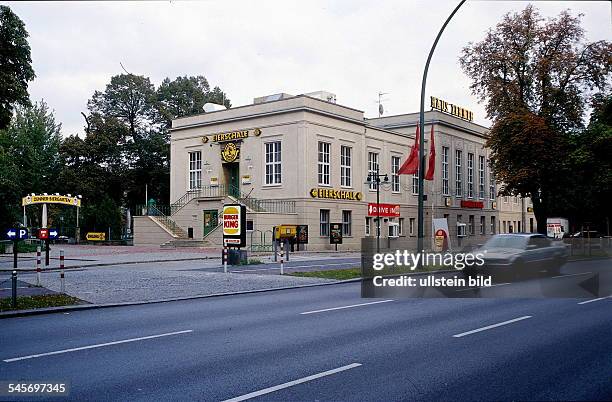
[417,0,466,254]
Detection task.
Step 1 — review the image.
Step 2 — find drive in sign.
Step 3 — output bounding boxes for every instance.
[367,203,400,217]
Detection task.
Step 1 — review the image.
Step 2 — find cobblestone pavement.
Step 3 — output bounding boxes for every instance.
[12,260,333,304]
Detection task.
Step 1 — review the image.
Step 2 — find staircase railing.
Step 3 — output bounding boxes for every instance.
[147,205,187,238]
[171,185,229,215]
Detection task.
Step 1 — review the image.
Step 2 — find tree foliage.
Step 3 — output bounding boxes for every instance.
[155,75,231,128]
[460,6,612,232]
[0,101,61,229]
[0,5,35,130]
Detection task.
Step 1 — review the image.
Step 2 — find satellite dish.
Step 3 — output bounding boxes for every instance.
[379,103,384,116]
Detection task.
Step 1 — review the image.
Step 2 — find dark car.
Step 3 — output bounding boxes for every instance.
[466,233,568,280]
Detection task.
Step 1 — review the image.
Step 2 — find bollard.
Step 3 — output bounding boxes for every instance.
[223,246,228,274]
[36,246,41,287]
[60,249,65,293]
[11,270,17,309]
[280,241,284,275]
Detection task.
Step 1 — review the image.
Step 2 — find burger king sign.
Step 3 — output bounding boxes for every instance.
[222,204,246,247]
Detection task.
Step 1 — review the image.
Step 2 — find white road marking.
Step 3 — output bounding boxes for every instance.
[452,316,532,338]
[577,296,611,305]
[3,330,193,363]
[232,262,357,273]
[222,363,362,402]
[300,300,393,315]
[454,282,511,292]
[551,272,592,279]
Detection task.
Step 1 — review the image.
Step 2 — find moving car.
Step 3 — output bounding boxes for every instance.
[467,233,568,280]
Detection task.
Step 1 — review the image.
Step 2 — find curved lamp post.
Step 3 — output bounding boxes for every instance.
[417,0,467,252]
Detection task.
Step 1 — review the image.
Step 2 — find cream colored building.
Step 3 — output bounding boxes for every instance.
[133,92,535,250]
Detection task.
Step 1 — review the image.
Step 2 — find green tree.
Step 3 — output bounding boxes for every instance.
[563,95,612,233]
[0,5,35,130]
[59,114,128,238]
[0,101,62,229]
[155,75,231,129]
[87,74,157,141]
[460,6,612,233]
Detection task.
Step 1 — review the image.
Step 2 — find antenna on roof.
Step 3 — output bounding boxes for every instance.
[376,92,389,117]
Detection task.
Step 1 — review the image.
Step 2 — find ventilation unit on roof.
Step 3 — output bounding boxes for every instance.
[303,91,337,103]
[203,103,227,113]
[253,93,294,104]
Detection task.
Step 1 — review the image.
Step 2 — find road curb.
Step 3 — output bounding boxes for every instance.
[0,269,461,319]
[0,278,358,319]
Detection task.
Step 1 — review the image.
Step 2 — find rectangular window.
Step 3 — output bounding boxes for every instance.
[412,167,419,195]
[368,152,379,190]
[391,156,401,193]
[399,218,404,236]
[319,209,330,236]
[469,215,475,235]
[488,162,495,200]
[365,217,372,236]
[490,216,496,234]
[442,146,449,196]
[467,153,474,198]
[318,142,330,185]
[188,151,202,190]
[478,155,485,199]
[409,218,415,235]
[480,216,485,235]
[265,141,282,185]
[340,146,352,187]
[342,210,352,236]
[455,150,463,197]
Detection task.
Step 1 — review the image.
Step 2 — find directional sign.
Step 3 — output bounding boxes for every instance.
[48,228,59,239]
[38,228,49,240]
[86,232,106,241]
[6,228,28,240]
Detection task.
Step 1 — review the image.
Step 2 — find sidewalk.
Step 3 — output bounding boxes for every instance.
[13,263,333,304]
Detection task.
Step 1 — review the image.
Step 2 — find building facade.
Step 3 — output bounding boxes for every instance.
[133,92,535,250]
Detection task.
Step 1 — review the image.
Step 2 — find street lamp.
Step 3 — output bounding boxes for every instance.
[366,168,390,253]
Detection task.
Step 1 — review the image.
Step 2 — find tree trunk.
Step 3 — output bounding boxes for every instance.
[532,198,548,235]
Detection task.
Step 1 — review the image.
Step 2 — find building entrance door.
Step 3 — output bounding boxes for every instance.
[224,163,240,198]
[203,210,218,236]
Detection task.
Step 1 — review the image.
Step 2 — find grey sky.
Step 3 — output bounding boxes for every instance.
[5,0,611,136]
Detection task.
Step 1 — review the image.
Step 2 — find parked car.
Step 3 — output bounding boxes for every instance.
[465,233,569,280]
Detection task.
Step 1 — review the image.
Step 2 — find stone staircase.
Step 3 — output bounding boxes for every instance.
[144,185,296,247]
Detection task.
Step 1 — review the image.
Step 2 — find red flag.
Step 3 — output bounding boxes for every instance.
[424,124,435,180]
[398,124,420,175]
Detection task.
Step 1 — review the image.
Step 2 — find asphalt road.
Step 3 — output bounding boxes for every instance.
[1,276,610,401]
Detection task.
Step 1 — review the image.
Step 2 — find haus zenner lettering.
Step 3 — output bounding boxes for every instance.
[430,96,474,122]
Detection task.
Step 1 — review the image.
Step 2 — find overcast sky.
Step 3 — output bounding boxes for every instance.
[5,0,611,136]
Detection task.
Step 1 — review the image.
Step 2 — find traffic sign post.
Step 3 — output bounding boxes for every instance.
[6,228,28,269]
[11,271,17,309]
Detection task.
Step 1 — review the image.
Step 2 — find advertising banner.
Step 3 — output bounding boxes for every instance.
[223,204,246,247]
[432,218,451,251]
[330,223,343,245]
[22,194,81,207]
[367,203,400,217]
